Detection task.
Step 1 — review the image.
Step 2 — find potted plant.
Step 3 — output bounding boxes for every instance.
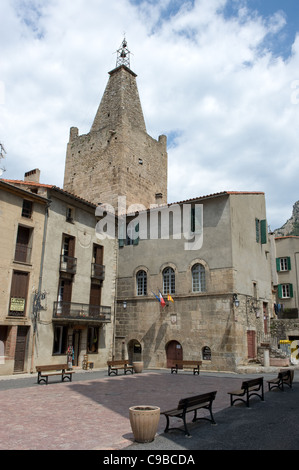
[129,405,160,443]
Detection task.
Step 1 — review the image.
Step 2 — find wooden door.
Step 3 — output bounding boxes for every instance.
[166,340,183,368]
[247,330,256,359]
[94,244,103,264]
[72,330,81,366]
[263,303,268,335]
[14,326,29,372]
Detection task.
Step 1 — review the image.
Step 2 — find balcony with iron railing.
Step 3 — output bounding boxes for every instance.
[60,255,77,275]
[53,301,111,323]
[91,263,105,281]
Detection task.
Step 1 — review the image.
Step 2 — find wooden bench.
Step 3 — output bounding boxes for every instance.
[267,369,294,391]
[107,360,134,376]
[228,377,264,407]
[161,391,217,436]
[36,364,74,385]
[171,360,202,375]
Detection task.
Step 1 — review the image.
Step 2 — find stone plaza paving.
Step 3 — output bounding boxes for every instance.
[0,368,298,451]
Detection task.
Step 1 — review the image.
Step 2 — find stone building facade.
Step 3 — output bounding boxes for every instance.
[114,192,273,371]
[0,179,48,375]
[1,171,116,375]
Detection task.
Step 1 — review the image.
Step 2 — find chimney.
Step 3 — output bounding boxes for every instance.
[24,169,40,183]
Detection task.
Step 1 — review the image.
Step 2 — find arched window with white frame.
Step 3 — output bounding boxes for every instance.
[136,270,147,296]
[163,267,175,295]
[192,263,206,292]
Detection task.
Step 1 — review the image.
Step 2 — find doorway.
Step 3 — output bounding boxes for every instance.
[72,330,81,366]
[247,330,256,359]
[14,326,29,373]
[166,340,183,368]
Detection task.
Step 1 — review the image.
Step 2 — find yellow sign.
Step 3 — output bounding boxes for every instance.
[10,298,25,312]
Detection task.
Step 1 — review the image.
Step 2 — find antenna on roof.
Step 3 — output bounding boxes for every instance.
[0,142,6,176]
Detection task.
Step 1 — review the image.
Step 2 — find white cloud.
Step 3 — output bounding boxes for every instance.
[1,0,299,230]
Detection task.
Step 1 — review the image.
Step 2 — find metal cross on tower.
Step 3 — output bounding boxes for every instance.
[116,38,131,68]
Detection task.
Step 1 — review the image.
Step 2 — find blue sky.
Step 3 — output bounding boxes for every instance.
[1,0,299,230]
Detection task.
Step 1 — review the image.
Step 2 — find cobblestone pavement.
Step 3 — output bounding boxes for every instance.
[0,368,298,451]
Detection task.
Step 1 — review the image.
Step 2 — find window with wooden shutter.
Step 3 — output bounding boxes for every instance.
[9,271,29,316]
[14,226,33,263]
[277,283,293,299]
[260,219,267,244]
[255,218,267,244]
[21,200,33,218]
[276,257,291,272]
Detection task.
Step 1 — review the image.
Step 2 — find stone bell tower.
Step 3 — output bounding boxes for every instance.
[63,39,168,212]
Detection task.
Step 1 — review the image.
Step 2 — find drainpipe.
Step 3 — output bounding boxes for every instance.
[30,201,50,373]
[112,236,119,361]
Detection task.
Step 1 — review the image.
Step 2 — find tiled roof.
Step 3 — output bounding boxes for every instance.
[2,179,96,208]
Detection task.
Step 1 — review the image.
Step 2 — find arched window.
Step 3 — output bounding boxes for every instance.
[202,346,211,361]
[192,263,206,292]
[163,267,175,295]
[136,270,147,296]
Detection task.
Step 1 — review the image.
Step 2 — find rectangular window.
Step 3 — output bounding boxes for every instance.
[60,235,77,274]
[278,284,293,299]
[276,257,291,272]
[255,218,267,244]
[255,218,260,243]
[22,200,33,218]
[87,327,99,353]
[66,207,74,222]
[126,222,139,246]
[14,226,33,263]
[53,325,68,355]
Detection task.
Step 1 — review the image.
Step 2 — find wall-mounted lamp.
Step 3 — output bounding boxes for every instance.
[123,301,127,309]
[233,294,240,308]
[246,297,259,315]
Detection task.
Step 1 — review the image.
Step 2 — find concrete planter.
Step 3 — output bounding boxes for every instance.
[129,406,160,443]
[133,361,143,373]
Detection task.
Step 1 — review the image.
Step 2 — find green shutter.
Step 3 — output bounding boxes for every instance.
[289,284,294,298]
[260,219,267,244]
[277,284,283,299]
[287,257,291,270]
[276,258,281,272]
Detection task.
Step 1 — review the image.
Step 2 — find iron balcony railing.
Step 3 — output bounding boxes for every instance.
[14,244,32,264]
[53,301,111,322]
[91,263,105,281]
[60,255,77,275]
